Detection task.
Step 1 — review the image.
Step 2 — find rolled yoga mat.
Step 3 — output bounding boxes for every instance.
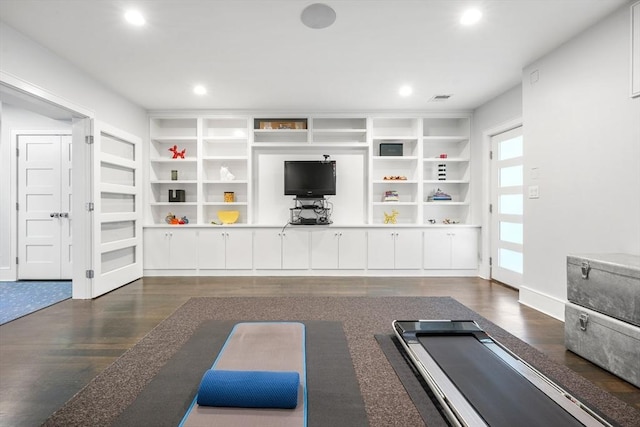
[180,322,306,427]
[197,370,299,409]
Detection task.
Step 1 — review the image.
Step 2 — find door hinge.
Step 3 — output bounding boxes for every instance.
[16,202,19,211]
[489,203,493,213]
[86,269,94,279]
[16,257,19,265]
[489,150,493,160]
[489,257,492,266]
[16,147,19,157]
[85,135,94,144]
[86,202,94,211]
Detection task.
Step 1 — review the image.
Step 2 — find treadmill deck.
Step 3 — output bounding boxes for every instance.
[393,320,612,427]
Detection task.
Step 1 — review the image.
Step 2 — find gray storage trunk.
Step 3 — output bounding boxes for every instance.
[567,253,640,326]
[565,302,640,387]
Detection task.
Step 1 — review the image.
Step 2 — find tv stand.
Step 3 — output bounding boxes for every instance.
[289,197,332,225]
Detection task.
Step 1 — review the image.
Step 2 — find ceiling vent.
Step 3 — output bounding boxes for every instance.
[429,94,452,102]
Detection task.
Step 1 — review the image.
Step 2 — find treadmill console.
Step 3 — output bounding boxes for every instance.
[393,320,487,343]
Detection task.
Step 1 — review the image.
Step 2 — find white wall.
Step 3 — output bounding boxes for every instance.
[471,84,523,279]
[521,2,640,319]
[0,22,147,135]
[254,151,366,225]
[0,22,147,281]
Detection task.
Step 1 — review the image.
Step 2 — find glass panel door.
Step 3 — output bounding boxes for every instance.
[490,126,523,287]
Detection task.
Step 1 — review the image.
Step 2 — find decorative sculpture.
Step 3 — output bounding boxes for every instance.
[169,145,186,159]
[220,165,235,181]
[384,209,399,224]
[165,212,188,224]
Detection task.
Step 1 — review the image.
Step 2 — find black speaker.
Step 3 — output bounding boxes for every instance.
[380,143,403,156]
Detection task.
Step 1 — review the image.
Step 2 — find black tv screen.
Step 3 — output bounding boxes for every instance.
[284,160,336,197]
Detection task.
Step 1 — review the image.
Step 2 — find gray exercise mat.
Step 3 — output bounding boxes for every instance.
[182,322,305,427]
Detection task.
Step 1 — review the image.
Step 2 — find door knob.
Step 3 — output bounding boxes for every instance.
[59,212,69,218]
[50,212,60,218]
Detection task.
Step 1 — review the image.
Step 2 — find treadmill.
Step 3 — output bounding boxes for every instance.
[393,320,613,427]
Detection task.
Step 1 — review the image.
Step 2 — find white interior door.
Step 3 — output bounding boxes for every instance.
[17,133,72,280]
[90,121,143,297]
[490,126,524,288]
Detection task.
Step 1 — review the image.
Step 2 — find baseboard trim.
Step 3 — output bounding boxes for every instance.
[519,285,566,321]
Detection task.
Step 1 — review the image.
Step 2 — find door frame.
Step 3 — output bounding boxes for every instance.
[2,72,94,298]
[15,130,72,280]
[480,117,523,281]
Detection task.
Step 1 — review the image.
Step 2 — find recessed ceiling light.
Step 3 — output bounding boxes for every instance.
[460,8,482,26]
[124,10,146,26]
[301,3,337,29]
[193,85,207,95]
[399,85,413,97]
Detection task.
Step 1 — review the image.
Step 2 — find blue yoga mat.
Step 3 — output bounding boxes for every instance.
[197,369,300,409]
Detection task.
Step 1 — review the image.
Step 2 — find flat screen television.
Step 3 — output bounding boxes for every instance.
[284,160,336,198]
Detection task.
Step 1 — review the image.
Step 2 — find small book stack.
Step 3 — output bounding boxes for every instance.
[383,190,399,202]
[427,188,452,202]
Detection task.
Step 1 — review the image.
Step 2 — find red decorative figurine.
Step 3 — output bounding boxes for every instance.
[169,145,186,159]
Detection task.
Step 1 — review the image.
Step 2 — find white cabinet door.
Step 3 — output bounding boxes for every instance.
[166,229,198,269]
[225,229,253,270]
[143,228,197,269]
[338,229,367,269]
[451,228,478,269]
[310,229,339,269]
[143,229,170,270]
[310,229,366,270]
[367,230,396,269]
[423,229,452,269]
[423,228,478,269]
[394,230,422,269]
[198,229,226,269]
[253,230,283,269]
[281,230,309,270]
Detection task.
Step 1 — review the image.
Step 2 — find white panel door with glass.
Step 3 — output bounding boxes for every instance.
[490,127,523,288]
[90,122,143,297]
[17,133,72,280]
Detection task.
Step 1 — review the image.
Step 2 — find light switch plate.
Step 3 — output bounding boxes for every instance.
[528,185,539,199]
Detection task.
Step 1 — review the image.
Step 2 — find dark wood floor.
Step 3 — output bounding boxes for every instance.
[1,276,638,427]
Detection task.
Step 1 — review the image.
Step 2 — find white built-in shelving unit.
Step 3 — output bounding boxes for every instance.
[148,116,251,225]
[147,114,473,227]
[149,117,199,224]
[422,117,471,224]
[145,113,478,276]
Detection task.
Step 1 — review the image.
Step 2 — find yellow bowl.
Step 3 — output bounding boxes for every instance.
[217,210,239,224]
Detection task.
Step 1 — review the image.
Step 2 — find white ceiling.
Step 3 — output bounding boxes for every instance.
[0,0,627,112]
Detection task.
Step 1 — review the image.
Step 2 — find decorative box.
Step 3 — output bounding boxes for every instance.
[567,253,640,326]
[565,302,640,387]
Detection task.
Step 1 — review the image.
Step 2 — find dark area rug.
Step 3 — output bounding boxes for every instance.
[43,296,640,427]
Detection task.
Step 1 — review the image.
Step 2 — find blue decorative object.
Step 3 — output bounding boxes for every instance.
[197,370,299,409]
